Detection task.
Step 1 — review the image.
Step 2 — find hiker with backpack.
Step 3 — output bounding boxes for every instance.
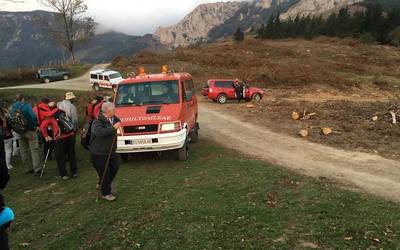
[10,94,41,175]
[57,92,78,130]
[40,109,78,180]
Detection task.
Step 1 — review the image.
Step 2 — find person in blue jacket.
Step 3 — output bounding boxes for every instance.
[0,194,14,250]
[11,94,41,175]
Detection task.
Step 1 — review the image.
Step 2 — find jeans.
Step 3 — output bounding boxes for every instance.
[91,154,121,196]
[19,130,41,172]
[54,136,77,177]
[3,139,13,169]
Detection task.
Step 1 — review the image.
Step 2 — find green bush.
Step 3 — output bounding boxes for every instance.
[389,26,400,46]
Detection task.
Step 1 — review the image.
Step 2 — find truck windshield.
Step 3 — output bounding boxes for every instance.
[109,73,122,79]
[116,80,180,106]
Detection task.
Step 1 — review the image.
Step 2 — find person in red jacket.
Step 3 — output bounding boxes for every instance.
[37,99,58,159]
[87,96,102,123]
[93,95,112,119]
[41,110,77,180]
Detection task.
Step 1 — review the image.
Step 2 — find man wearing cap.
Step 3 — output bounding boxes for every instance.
[58,92,78,130]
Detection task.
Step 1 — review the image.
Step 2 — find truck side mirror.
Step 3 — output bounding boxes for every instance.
[185,90,193,101]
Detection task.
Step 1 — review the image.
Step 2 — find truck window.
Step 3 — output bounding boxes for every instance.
[90,74,98,79]
[116,80,179,106]
[99,75,104,80]
[183,80,195,101]
[104,76,110,81]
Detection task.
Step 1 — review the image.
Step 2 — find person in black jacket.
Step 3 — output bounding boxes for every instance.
[0,109,10,190]
[232,79,244,103]
[89,102,122,202]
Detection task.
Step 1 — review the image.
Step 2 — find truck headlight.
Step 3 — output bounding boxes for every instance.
[159,121,181,133]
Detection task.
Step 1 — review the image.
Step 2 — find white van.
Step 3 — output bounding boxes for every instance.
[90,70,124,91]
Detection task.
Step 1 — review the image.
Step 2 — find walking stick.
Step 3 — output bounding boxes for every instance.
[96,136,117,202]
[40,148,51,178]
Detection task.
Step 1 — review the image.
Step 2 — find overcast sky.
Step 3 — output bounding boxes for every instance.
[0,0,240,35]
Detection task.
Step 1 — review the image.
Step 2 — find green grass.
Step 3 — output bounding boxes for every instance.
[2,89,400,249]
[67,63,93,79]
[5,141,400,249]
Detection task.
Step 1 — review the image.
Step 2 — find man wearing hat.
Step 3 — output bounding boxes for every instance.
[58,92,78,130]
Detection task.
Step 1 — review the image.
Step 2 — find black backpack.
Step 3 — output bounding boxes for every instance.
[56,111,75,134]
[80,122,92,150]
[8,105,28,134]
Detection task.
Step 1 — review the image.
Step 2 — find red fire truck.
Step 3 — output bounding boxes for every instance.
[114,66,199,161]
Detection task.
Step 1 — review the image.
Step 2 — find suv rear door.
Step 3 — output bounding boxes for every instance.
[215,81,235,99]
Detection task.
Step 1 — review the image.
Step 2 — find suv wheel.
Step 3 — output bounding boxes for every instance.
[177,139,189,161]
[217,94,228,104]
[252,93,262,102]
[93,84,100,91]
[63,75,69,80]
[43,78,51,83]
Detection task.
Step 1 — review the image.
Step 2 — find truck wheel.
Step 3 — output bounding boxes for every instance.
[191,123,199,143]
[93,84,100,91]
[252,93,262,102]
[121,153,129,162]
[217,94,228,104]
[43,78,51,83]
[63,75,69,80]
[177,140,189,161]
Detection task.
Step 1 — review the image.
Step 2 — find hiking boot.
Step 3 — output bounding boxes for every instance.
[96,184,100,190]
[71,174,79,179]
[26,169,34,174]
[61,176,70,180]
[34,169,42,176]
[7,165,13,170]
[102,194,116,202]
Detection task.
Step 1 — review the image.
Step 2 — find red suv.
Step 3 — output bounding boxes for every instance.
[202,79,264,104]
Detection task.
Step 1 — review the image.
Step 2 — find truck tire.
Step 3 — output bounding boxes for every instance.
[191,123,199,143]
[177,139,189,161]
[217,94,228,104]
[93,84,100,91]
[121,153,129,162]
[43,78,51,83]
[252,93,262,102]
[63,75,69,80]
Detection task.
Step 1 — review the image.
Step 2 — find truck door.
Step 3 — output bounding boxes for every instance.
[183,79,196,130]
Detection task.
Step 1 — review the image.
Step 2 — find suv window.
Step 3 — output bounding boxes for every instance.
[99,75,104,80]
[104,76,110,81]
[215,81,233,88]
[90,74,98,79]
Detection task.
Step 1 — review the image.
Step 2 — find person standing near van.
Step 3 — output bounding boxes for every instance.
[90,102,122,201]
[10,94,41,174]
[0,109,13,170]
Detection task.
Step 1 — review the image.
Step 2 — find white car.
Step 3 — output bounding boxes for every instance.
[90,70,124,91]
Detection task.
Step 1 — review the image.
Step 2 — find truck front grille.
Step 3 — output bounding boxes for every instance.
[124,124,158,134]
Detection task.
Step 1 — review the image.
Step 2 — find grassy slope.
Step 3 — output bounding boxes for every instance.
[1,89,400,249]
[111,37,400,91]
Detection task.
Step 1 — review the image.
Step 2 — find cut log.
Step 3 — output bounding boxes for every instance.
[298,129,309,137]
[292,112,300,120]
[372,116,378,122]
[390,111,397,124]
[322,128,333,135]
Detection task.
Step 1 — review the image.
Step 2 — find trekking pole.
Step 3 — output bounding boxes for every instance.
[96,136,117,202]
[40,148,51,178]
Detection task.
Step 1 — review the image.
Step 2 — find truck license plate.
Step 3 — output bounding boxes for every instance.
[126,139,152,145]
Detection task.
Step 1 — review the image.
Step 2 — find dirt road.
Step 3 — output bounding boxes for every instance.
[199,103,400,202]
[0,64,108,91]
